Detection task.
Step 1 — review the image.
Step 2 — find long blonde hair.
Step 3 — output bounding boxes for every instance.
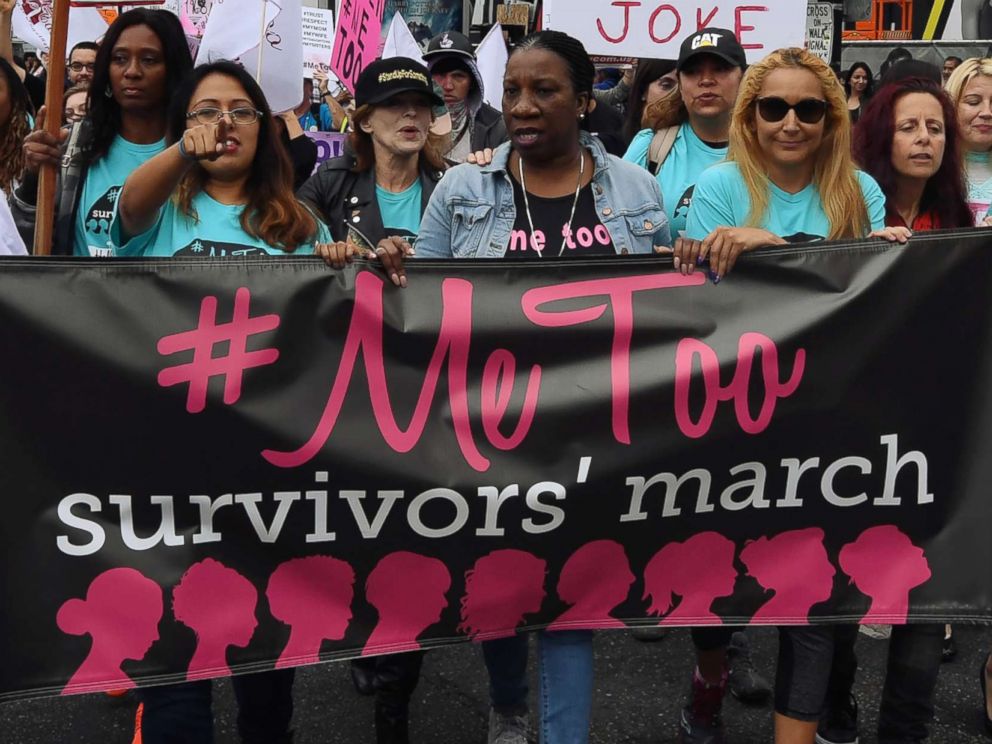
[729,47,868,239]
[945,57,992,106]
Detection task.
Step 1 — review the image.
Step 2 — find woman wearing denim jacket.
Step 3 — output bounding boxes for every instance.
[414,30,670,744]
[415,41,670,261]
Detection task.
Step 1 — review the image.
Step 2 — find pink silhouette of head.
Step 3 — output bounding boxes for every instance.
[740,528,835,624]
[459,549,546,641]
[548,540,634,631]
[362,551,451,655]
[267,555,355,669]
[643,532,737,625]
[839,525,931,624]
[173,558,258,680]
[57,567,163,695]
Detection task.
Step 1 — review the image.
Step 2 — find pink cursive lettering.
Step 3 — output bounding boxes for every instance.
[673,332,805,439]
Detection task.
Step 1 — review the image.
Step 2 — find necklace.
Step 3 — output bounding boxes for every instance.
[518,150,585,257]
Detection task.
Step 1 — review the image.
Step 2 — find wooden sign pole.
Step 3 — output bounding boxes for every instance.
[32,0,70,256]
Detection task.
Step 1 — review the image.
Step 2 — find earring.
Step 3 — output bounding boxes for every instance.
[104,85,113,98]
[579,113,586,120]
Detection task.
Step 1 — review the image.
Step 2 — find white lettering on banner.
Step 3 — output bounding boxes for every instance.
[543,0,806,62]
[55,432,934,557]
[805,2,834,63]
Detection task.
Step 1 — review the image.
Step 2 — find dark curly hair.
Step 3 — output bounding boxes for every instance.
[0,58,33,195]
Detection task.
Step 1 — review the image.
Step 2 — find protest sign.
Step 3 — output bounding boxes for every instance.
[542,0,807,61]
[381,11,425,62]
[330,0,387,93]
[2,232,992,701]
[380,0,464,53]
[475,23,508,109]
[805,2,834,62]
[304,131,347,172]
[12,0,109,54]
[302,6,335,77]
[196,0,302,113]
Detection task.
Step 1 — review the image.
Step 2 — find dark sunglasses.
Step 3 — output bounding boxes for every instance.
[755,97,829,124]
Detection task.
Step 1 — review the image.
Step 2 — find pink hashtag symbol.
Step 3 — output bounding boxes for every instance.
[157,287,280,413]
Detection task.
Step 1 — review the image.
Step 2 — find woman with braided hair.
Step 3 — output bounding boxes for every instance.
[417,29,670,744]
[0,57,32,197]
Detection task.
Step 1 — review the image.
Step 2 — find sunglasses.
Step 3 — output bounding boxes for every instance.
[755,97,829,124]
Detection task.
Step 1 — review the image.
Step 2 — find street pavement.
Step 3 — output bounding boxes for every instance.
[3,626,992,743]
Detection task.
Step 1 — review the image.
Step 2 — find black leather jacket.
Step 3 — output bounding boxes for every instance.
[296,155,444,247]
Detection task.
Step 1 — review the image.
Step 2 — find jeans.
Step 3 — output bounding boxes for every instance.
[827,623,943,743]
[138,670,295,744]
[776,625,858,721]
[483,630,594,744]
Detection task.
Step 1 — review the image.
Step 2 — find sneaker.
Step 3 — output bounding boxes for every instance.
[727,631,772,704]
[679,705,725,744]
[679,667,727,743]
[488,708,529,744]
[816,695,859,744]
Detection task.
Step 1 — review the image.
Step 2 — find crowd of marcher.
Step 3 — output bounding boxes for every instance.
[2,3,992,742]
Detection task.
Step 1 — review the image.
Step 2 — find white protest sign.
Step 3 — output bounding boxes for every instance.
[542,1,807,62]
[302,7,335,77]
[12,0,109,55]
[196,0,302,114]
[381,11,424,63]
[475,23,508,109]
[805,2,833,63]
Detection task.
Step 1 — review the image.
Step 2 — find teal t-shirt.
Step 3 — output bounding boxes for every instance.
[684,162,886,241]
[376,180,423,242]
[75,135,166,256]
[623,123,727,238]
[112,191,328,257]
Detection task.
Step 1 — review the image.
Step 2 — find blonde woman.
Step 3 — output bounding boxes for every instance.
[675,47,903,283]
[945,57,992,224]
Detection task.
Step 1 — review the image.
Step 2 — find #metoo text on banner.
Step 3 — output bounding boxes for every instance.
[330,0,387,93]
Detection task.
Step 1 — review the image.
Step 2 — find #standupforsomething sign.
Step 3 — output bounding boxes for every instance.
[3,233,992,702]
[543,0,807,62]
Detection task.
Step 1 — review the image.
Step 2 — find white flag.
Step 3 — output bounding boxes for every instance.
[381,12,424,63]
[475,23,508,110]
[195,0,302,114]
[12,0,109,56]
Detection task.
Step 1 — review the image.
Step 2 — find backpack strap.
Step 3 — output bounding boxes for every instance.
[648,125,679,176]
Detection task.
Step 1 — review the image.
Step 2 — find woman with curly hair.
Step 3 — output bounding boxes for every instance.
[0,57,32,196]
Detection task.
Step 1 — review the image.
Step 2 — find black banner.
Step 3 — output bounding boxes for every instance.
[3,231,992,702]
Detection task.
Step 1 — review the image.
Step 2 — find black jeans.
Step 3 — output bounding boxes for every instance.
[776,625,858,721]
[138,670,295,744]
[825,623,943,743]
[370,651,425,744]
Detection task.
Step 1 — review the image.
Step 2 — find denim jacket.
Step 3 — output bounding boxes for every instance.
[416,132,671,258]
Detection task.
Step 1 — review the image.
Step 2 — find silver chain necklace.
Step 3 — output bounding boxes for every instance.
[518,150,585,257]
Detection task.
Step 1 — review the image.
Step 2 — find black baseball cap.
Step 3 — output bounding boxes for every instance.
[423,30,474,61]
[677,28,747,72]
[354,57,444,108]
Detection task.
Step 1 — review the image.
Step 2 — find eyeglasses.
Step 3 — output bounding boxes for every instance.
[755,97,829,124]
[68,62,95,73]
[186,107,263,125]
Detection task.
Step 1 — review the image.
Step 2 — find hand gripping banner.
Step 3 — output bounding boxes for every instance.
[2,231,992,702]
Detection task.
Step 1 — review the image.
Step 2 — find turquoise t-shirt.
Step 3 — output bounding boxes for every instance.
[376,180,423,242]
[75,135,166,256]
[112,191,328,257]
[684,162,886,241]
[966,151,992,225]
[623,123,727,238]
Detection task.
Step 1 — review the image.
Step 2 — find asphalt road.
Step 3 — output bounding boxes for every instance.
[3,626,992,743]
